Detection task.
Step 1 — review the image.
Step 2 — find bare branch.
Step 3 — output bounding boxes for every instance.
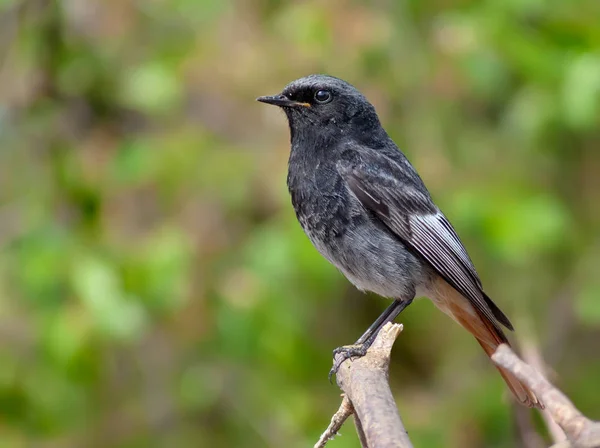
[511,401,546,448]
[521,341,568,444]
[314,396,355,448]
[316,322,413,448]
[492,344,600,448]
[353,411,369,448]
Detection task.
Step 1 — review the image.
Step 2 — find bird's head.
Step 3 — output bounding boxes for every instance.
[257,74,382,141]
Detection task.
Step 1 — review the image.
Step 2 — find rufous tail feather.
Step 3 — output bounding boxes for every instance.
[430,277,542,409]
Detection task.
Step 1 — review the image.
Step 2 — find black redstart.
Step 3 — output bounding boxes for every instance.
[257,74,540,408]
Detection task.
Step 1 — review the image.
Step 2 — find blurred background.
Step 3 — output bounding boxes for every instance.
[0,0,599,446]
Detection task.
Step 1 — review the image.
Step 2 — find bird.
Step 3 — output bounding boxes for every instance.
[257,74,541,408]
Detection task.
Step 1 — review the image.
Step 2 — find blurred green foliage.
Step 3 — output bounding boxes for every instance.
[0,0,599,446]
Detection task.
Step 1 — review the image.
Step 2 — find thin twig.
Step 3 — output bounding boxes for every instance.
[492,344,600,448]
[511,400,546,448]
[314,396,355,448]
[521,340,568,444]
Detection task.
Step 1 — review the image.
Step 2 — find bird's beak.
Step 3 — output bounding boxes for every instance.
[256,94,310,108]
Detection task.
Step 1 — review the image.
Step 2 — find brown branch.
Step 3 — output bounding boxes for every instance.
[314,395,355,448]
[511,400,546,448]
[315,323,413,448]
[353,411,370,448]
[492,344,600,448]
[520,340,568,444]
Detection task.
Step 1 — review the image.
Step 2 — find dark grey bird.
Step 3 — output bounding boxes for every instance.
[257,74,540,408]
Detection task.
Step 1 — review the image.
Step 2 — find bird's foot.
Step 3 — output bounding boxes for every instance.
[328,343,369,382]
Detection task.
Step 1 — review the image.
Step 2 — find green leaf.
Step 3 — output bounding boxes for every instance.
[120,62,182,114]
[575,278,600,326]
[562,54,600,129]
[44,310,91,365]
[71,256,147,341]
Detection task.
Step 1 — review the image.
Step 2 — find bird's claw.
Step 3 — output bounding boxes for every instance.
[328,343,369,383]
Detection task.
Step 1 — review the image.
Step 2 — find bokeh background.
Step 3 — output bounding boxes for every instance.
[1,0,599,446]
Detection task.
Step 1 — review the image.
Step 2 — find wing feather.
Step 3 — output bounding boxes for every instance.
[338,156,513,332]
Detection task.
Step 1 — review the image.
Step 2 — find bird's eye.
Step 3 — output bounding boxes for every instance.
[314,90,332,103]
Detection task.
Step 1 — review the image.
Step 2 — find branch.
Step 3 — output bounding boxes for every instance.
[492,344,600,448]
[315,395,355,447]
[511,400,546,448]
[520,340,568,444]
[315,322,413,448]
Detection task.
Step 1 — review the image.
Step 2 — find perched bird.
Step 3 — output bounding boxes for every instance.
[257,75,540,408]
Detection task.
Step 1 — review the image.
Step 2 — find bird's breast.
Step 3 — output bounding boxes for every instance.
[289,163,382,276]
[287,158,430,300]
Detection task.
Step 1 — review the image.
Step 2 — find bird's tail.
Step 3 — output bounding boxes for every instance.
[429,277,542,409]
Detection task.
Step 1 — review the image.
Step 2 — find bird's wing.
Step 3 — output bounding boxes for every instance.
[337,152,513,332]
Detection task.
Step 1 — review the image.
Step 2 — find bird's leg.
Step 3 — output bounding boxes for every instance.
[354,298,414,345]
[329,298,413,381]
